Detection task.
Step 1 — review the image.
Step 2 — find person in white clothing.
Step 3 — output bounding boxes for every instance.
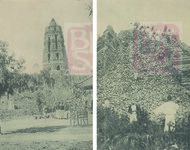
[129,104,137,123]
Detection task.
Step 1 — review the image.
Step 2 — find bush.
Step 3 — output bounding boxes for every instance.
[97,106,190,150]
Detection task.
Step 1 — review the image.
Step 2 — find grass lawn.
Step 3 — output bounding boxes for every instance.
[0,116,92,150]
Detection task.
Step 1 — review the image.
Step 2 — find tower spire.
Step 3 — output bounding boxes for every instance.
[50,18,57,26]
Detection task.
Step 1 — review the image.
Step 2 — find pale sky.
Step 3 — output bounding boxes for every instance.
[0,0,91,73]
[98,0,190,45]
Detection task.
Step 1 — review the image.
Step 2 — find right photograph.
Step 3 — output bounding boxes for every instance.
[97,0,190,150]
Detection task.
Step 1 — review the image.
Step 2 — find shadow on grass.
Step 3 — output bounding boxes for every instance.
[4,125,67,135]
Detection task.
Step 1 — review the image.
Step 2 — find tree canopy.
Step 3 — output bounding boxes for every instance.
[97,23,190,116]
[0,41,25,97]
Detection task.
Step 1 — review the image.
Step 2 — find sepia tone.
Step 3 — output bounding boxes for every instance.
[0,0,92,150]
[97,0,190,150]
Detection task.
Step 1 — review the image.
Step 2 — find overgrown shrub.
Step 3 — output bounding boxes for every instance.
[97,106,190,150]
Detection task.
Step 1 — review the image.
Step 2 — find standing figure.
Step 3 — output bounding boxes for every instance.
[153,101,179,132]
[43,106,48,119]
[129,104,137,123]
[164,113,175,132]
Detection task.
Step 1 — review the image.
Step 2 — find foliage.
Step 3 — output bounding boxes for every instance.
[85,0,93,18]
[97,106,156,149]
[98,106,190,150]
[0,41,25,97]
[97,23,190,149]
[36,91,45,115]
[98,23,190,112]
[0,62,92,116]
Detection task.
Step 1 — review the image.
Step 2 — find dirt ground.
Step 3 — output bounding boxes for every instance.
[0,116,92,150]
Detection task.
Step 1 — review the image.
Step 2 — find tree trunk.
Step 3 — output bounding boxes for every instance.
[7,93,14,110]
[0,125,2,134]
[7,92,9,100]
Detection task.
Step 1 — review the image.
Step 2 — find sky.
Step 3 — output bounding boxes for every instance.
[98,0,190,45]
[0,0,91,73]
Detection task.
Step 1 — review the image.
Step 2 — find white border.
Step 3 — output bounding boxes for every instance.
[93,0,97,149]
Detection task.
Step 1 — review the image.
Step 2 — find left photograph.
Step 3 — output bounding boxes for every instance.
[0,0,93,149]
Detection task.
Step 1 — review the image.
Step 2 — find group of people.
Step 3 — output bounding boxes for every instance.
[53,102,69,112]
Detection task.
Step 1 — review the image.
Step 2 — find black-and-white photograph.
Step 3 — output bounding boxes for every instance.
[97,0,190,149]
[0,0,93,149]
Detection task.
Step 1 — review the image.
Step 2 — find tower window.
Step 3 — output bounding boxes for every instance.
[55,35,57,50]
[48,54,50,62]
[56,53,59,60]
[48,37,51,52]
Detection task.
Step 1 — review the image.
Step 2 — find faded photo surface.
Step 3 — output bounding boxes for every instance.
[97,0,190,149]
[0,0,92,149]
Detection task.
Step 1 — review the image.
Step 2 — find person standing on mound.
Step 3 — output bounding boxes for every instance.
[129,104,137,123]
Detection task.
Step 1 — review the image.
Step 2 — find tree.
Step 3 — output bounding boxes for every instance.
[36,91,45,115]
[85,0,93,18]
[0,41,25,99]
[98,23,190,117]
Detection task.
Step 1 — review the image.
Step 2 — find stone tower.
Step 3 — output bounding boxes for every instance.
[43,18,67,71]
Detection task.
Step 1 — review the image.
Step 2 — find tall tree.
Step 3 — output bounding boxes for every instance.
[0,41,25,99]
